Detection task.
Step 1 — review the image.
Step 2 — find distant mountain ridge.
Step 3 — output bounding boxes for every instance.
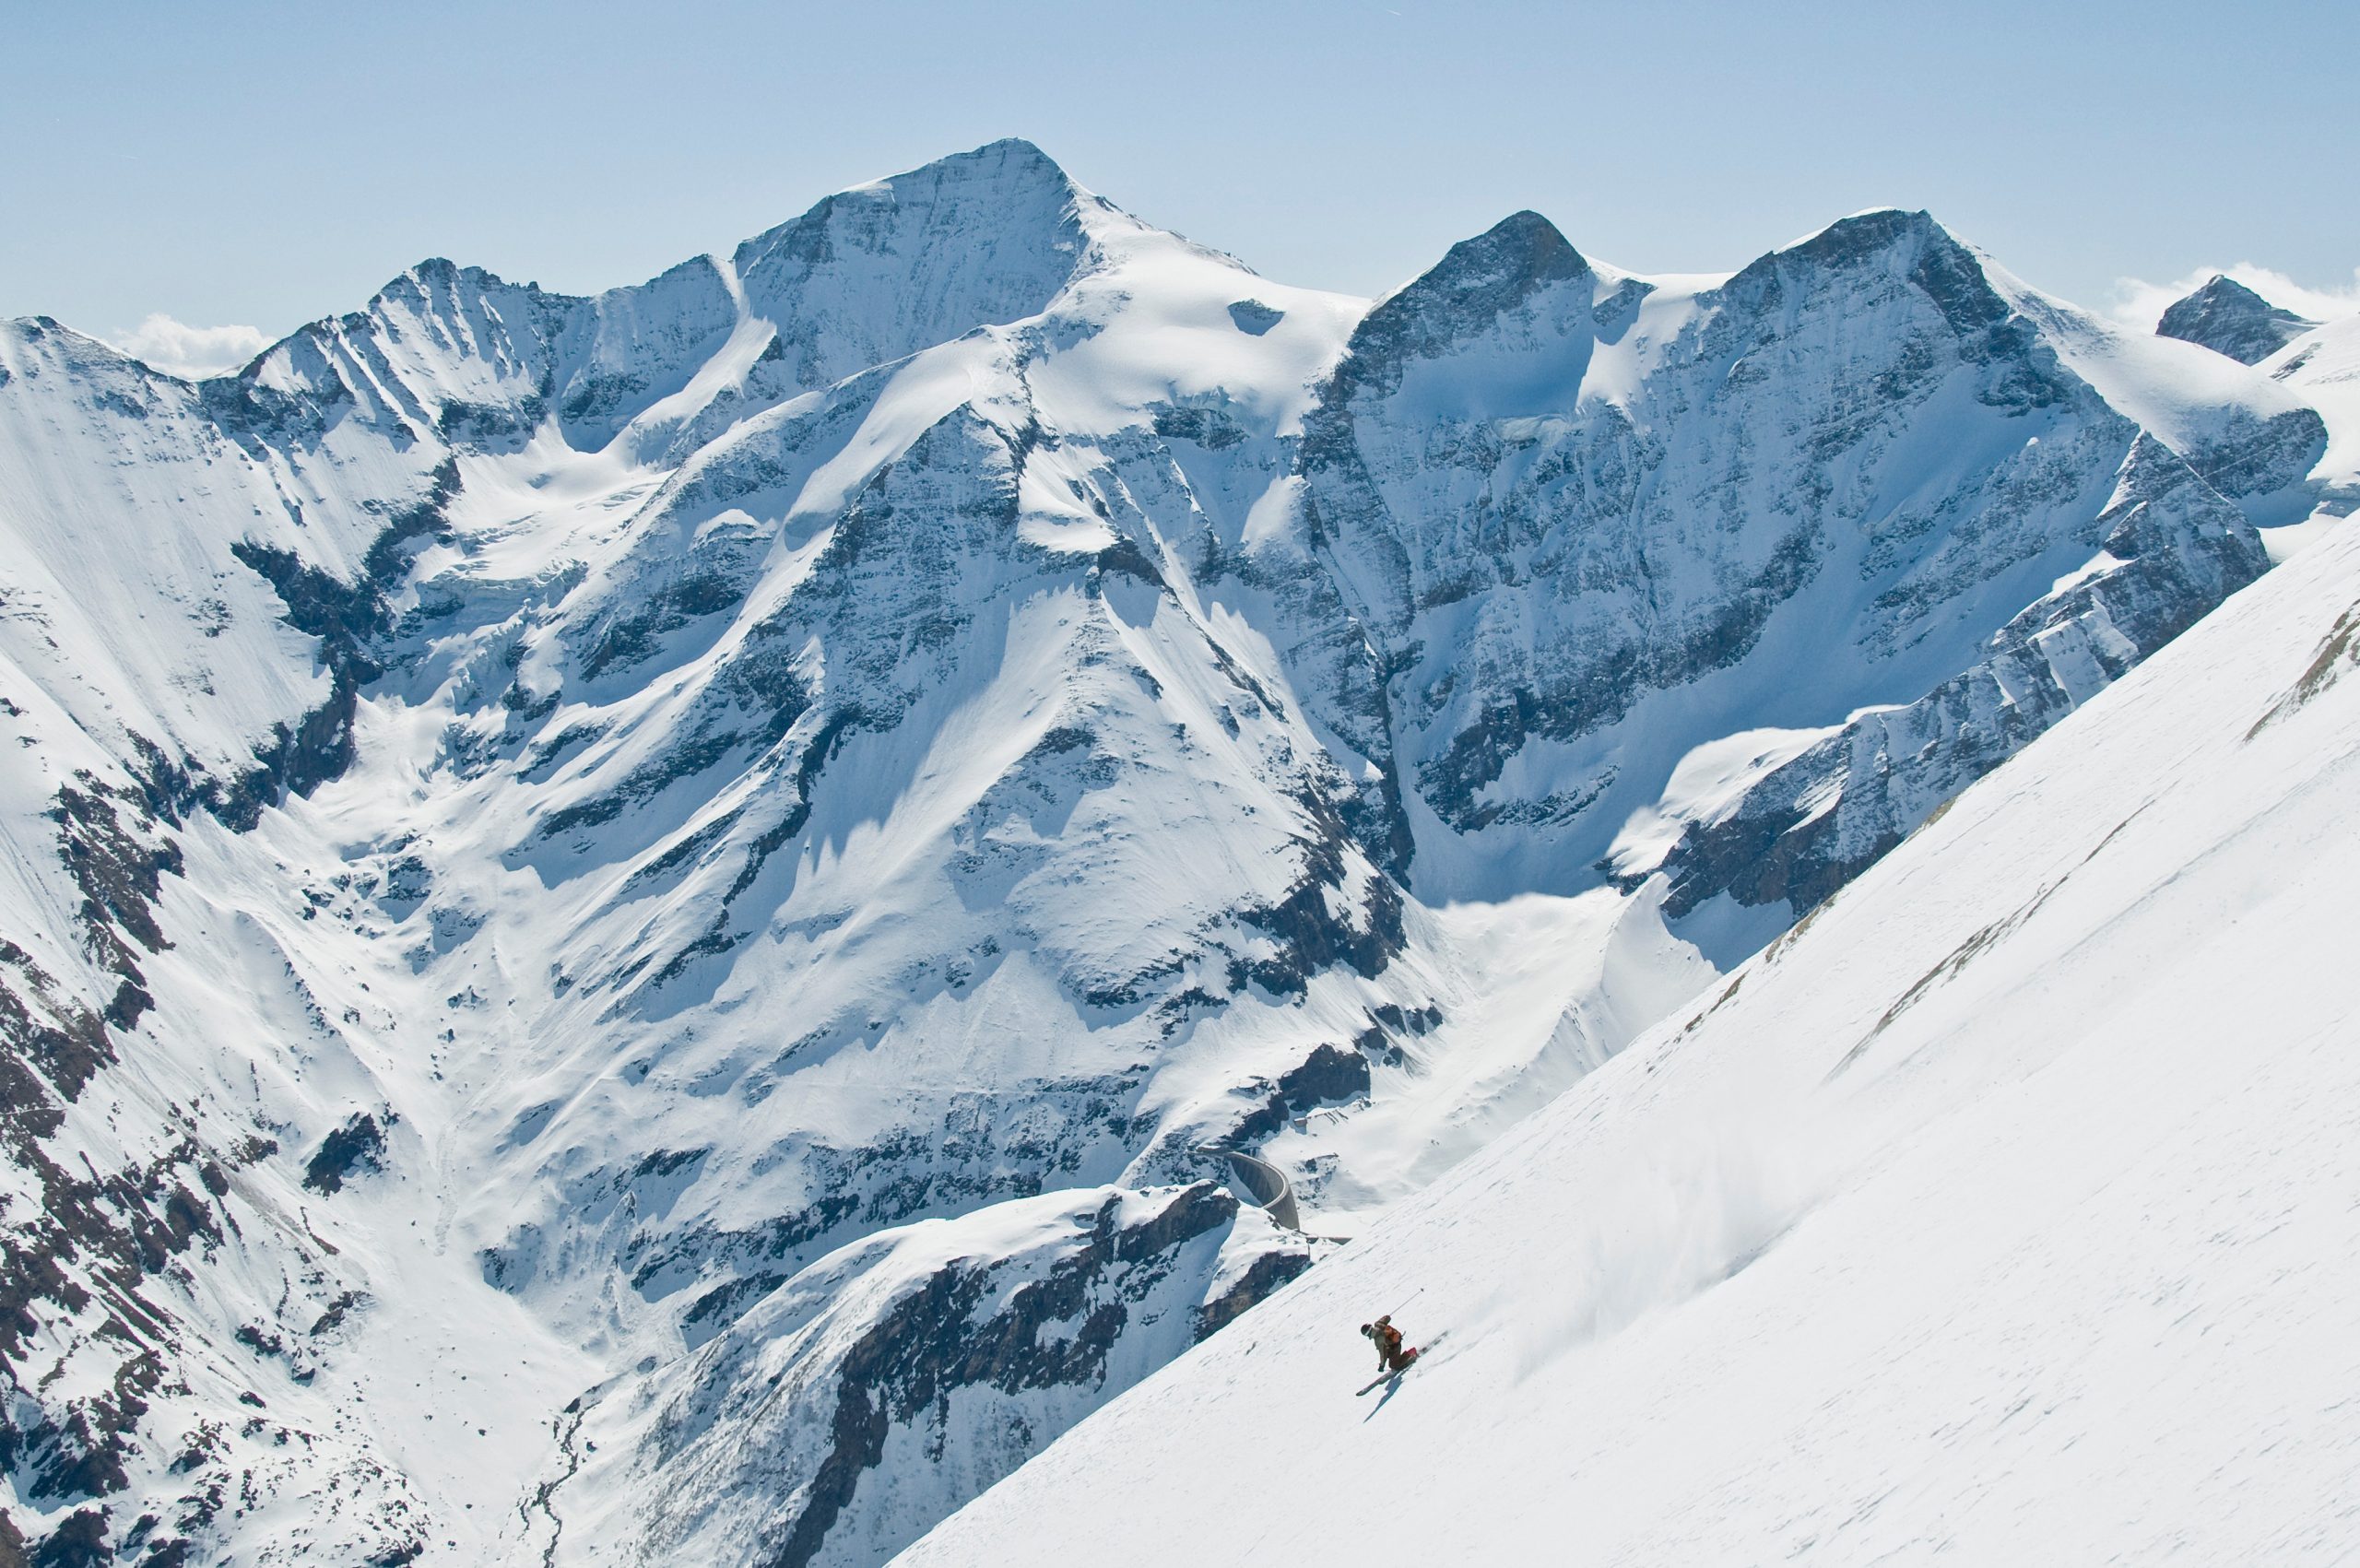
[0,140,2342,1565]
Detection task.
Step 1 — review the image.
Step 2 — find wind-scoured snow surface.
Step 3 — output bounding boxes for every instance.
[909,462,2360,1568]
[0,139,2343,1564]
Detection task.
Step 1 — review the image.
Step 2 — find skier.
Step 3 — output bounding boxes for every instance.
[1361,1314,1416,1375]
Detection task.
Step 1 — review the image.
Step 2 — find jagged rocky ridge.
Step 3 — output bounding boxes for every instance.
[0,142,2339,1564]
[1268,207,2320,941]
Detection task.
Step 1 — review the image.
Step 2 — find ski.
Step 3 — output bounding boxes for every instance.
[1356,1348,1421,1395]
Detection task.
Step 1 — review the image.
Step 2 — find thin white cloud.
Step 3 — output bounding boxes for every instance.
[103,313,272,380]
[2107,265,2360,332]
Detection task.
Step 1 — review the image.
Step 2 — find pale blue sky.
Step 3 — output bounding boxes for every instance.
[6,0,2354,353]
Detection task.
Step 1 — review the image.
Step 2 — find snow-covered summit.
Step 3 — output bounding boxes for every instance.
[215,142,1105,468]
[730,138,1099,395]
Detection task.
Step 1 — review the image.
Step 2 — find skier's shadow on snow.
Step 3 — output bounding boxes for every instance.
[1363,1376,1410,1419]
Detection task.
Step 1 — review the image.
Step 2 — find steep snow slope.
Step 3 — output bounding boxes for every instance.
[0,138,2349,1566]
[908,494,2360,1566]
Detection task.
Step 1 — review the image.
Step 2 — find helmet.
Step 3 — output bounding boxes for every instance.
[1359,1323,1374,1337]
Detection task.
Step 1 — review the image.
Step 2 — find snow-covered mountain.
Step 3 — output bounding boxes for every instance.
[2156,272,2359,547]
[905,408,2360,1568]
[0,140,2342,1564]
[2155,273,2318,364]
[1271,208,2320,935]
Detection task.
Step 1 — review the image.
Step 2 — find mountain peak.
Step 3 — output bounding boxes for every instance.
[1779,206,1950,266]
[368,255,545,312]
[720,140,1094,392]
[1,313,154,380]
[1359,209,1595,337]
[2155,275,2318,365]
[832,136,1081,211]
[731,138,1088,285]
[1730,207,2010,337]
[1428,209,1588,292]
[915,136,1066,178]
[1307,209,1592,410]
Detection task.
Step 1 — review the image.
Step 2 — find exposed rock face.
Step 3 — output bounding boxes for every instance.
[0,145,2337,1566]
[2156,276,2318,365]
[1630,434,2272,922]
[563,1186,1312,1568]
[1272,207,2318,919]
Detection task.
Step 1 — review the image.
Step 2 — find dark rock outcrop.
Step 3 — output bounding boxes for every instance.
[2155,276,2316,365]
